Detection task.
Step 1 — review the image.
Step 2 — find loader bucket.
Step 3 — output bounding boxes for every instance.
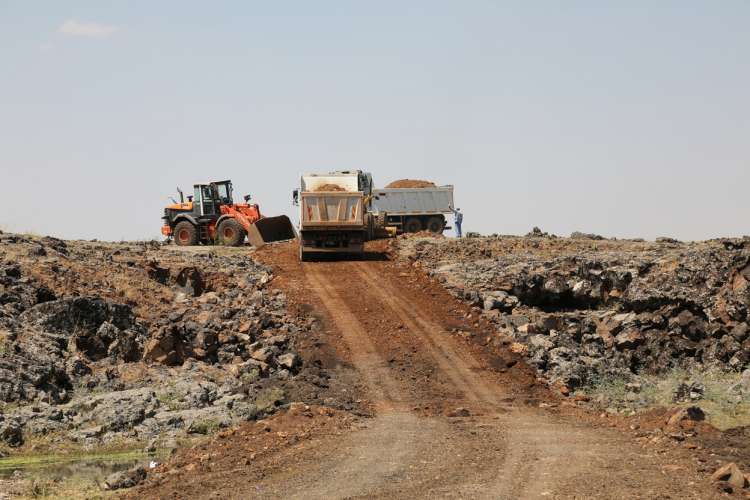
[247,215,297,248]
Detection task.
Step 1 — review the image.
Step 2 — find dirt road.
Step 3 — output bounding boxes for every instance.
[134,243,718,499]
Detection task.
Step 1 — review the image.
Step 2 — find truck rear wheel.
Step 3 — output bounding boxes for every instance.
[218,219,246,246]
[174,221,199,246]
[404,218,423,233]
[426,217,445,234]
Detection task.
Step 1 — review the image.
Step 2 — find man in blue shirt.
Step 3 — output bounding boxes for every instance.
[450,206,463,238]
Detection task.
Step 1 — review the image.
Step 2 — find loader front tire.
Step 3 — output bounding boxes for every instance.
[218,219,246,246]
[174,221,199,246]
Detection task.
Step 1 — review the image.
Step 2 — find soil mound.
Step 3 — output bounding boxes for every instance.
[385,179,436,189]
[314,184,346,192]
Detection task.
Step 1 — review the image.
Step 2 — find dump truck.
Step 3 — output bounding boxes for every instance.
[161,180,296,247]
[294,171,372,261]
[370,185,454,234]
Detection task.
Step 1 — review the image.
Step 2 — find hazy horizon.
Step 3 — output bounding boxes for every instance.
[1,2,748,242]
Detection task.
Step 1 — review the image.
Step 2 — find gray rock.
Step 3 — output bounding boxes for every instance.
[0,421,23,447]
[276,352,301,370]
[104,466,146,490]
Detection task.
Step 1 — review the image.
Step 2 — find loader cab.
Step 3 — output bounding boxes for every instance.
[192,180,235,218]
[192,184,220,218]
[212,180,234,205]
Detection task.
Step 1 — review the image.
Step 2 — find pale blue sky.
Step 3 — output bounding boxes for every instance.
[1,2,748,241]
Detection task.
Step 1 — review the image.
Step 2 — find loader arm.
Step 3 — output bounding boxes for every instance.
[222,206,253,233]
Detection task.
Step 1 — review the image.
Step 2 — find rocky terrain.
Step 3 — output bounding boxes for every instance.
[396,234,750,414]
[3,230,750,497]
[0,233,351,474]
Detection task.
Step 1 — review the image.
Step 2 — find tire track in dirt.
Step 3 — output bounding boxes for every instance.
[305,264,405,410]
[352,262,539,498]
[290,264,511,499]
[304,261,544,498]
[353,262,506,408]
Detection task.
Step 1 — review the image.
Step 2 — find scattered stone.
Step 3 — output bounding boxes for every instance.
[0,233,308,452]
[104,466,147,490]
[673,382,704,403]
[710,462,748,491]
[570,231,605,241]
[0,421,23,447]
[276,352,300,370]
[666,406,705,428]
[398,235,750,392]
[448,407,471,417]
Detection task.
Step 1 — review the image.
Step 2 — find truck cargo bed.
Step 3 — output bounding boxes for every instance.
[370,185,454,215]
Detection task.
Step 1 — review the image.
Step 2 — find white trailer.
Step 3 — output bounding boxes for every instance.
[370,185,454,234]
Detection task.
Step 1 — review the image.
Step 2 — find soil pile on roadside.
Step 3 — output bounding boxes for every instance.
[385,179,436,188]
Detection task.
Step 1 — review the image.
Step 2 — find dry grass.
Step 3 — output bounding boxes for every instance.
[18,475,114,499]
[585,368,750,430]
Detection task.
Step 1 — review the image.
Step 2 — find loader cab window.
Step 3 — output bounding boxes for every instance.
[215,183,232,204]
[194,185,220,216]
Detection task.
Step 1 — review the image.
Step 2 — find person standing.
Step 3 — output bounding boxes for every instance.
[450,206,463,238]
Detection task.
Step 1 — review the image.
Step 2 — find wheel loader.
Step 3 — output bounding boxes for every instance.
[161,180,296,247]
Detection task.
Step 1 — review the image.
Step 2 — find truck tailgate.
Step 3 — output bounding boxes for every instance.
[300,192,365,227]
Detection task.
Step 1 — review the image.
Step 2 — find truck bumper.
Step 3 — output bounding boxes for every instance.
[299,229,365,254]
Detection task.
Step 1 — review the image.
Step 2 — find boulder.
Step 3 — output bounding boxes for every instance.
[615,329,643,350]
[710,462,747,491]
[104,466,147,490]
[174,267,205,297]
[0,421,23,447]
[143,326,191,366]
[666,406,705,428]
[276,352,300,370]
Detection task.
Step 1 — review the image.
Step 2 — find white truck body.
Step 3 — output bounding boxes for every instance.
[370,185,454,234]
[370,185,454,216]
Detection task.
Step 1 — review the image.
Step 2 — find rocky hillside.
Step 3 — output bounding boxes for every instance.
[0,233,344,455]
[397,234,750,398]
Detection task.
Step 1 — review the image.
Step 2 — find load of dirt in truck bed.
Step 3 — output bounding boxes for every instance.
[385,179,436,188]
[313,184,346,192]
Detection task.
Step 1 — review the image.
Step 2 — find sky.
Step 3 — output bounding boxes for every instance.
[1,1,748,241]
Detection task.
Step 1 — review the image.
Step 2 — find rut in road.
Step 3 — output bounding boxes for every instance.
[267,259,715,500]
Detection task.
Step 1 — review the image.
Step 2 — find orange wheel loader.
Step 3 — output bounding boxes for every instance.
[161,180,296,247]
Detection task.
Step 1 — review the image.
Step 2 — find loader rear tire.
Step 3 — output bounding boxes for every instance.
[218,219,246,246]
[174,221,199,246]
[404,218,423,233]
[426,217,445,234]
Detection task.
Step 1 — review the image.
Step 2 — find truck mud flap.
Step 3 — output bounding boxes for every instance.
[247,216,297,248]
